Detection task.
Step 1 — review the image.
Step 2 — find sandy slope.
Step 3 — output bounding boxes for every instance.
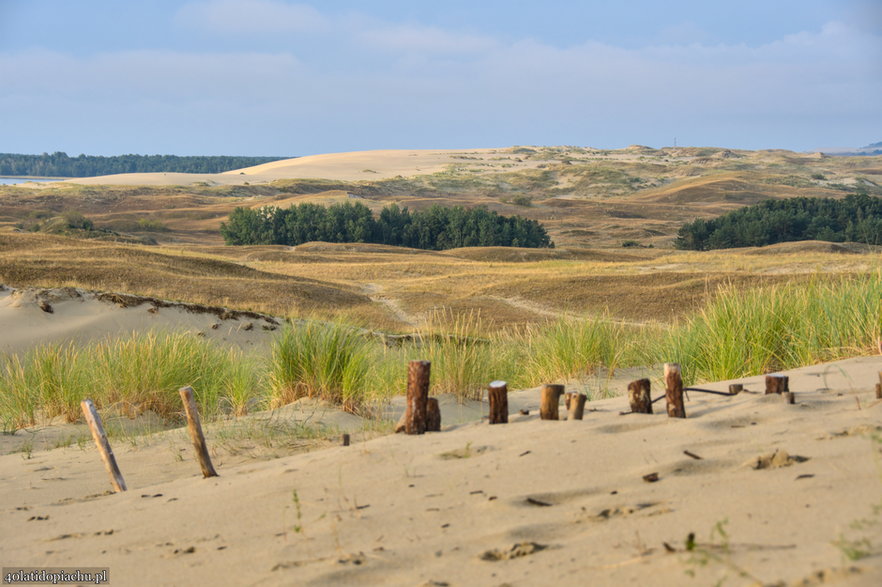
[1,357,880,586]
[0,286,280,356]
[55,149,505,186]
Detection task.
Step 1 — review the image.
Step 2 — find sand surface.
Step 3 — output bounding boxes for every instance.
[1,352,880,586]
[0,286,280,356]
[53,149,507,186]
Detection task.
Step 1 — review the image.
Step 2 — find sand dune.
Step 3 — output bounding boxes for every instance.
[1,354,880,585]
[0,286,280,356]
[57,149,507,186]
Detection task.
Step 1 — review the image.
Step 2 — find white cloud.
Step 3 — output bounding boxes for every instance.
[175,0,326,34]
[357,24,497,55]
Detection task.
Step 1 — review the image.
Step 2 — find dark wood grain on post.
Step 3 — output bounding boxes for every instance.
[80,399,127,492]
[488,380,508,424]
[765,375,787,395]
[426,398,441,432]
[728,384,743,395]
[628,379,652,414]
[405,360,431,434]
[566,392,587,420]
[179,386,218,478]
[664,363,686,419]
[540,384,565,420]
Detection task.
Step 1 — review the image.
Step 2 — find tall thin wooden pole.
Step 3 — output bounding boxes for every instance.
[664,363,686,419]
[628,379,652,414]
[488,380,508,424]
[179,386,218,478]
[405,360,431,435]
[540,384,565,420]
[80,399,127,492]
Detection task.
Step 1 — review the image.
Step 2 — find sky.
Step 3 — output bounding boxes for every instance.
[0,0,880,156]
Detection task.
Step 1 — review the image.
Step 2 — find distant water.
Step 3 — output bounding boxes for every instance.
[0,177,63,185]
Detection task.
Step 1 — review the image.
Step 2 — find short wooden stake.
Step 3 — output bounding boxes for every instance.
[342,433,351,446]
[179,386,218,478]
[80,399,127,492]
[566,392,587,421]
[405,360,431,435]
[783,391,795,405]
[765,375,787,395]
[487,380,508,425]
[728,384,743,395]
[540,384,565,420]
[875,383,881,400]
[628,379,652,414]
[664,363,686,419]
[426,398,441,432]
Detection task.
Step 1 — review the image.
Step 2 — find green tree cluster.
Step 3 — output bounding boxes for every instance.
[675,193,882,250]
[220,201,554,250]
[0,152,287,177]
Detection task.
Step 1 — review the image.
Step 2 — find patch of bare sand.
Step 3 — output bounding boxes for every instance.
[53,149,511,186]
[1,357,880,585]
[0,286,280,356]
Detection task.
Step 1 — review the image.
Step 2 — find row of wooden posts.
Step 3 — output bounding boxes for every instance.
[81,364,882,491]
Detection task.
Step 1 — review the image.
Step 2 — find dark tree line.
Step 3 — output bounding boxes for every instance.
[220,202,554,250]
[0,152,287,177]
[675,194,882,250]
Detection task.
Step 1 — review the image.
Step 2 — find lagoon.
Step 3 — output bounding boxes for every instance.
[0,177,63,185]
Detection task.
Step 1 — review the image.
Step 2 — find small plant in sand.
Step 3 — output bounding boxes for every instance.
[683,519,762,584]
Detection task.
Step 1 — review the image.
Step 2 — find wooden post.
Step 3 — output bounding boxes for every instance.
[628,379,652,414]
[487,381,508,424]
[342,433,351,446]
[783,391,795,404]
[876,383,882,400]
[80,399,127,492]
[426,398,441,432]
[728,384,743,395]
[566,392,587,420]
[540,384,565,420]
[405,360,431,435]
[664,363,686,419]
[765,374,787,395]
[179,386,218,478]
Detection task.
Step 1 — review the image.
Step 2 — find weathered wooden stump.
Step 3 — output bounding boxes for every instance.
[80,399,127,492]
[488,381,508,425]
[728,384,744,395]
[566,392,587,420]
[540,384,565,420]
[664,363,686,419]
[179,386,218,478]
[628,379,652,414]
[765,374,788,395]
[342,433,351,446]
[426,398,441,432]
[405,360,431,435]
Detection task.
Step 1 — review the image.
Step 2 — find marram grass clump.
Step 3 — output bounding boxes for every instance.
[661,274,882,384]
[0,332,262,432]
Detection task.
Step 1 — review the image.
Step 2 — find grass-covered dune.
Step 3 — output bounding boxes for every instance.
[3,274,878,433]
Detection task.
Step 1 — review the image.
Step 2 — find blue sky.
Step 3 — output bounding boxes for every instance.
[1,0,879,156]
